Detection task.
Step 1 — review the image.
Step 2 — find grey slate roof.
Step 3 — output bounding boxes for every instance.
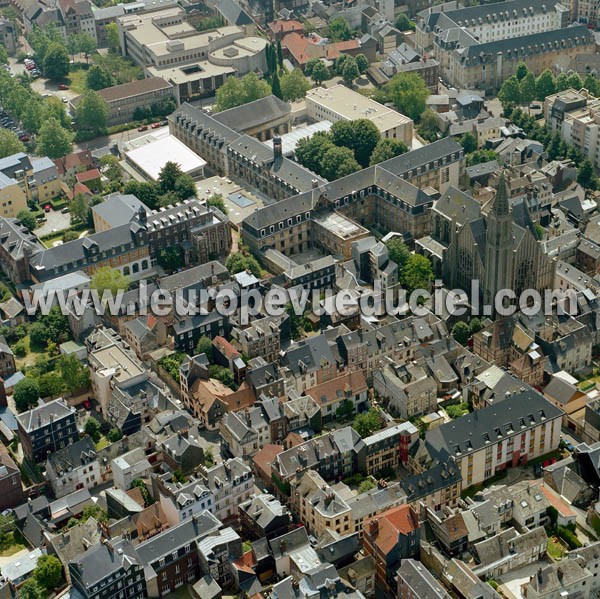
[426,391,563,458]
[214,95,291,132]
[92,193,147,229]
[397,559,451,598]
[16,398,74,433]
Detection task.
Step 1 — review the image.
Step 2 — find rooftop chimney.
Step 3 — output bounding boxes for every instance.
[273,137,283,160]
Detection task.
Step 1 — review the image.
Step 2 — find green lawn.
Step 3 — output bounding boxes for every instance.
[95,436,110,451]
[67,68,88,94]
[547,536,566,560]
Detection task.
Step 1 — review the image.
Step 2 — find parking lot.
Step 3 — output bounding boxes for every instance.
[34,209,72,240]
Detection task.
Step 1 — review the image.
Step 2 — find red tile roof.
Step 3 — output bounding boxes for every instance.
[282,32,360,66]
[75,168,101,184]
[268,19,304,35]
[213,336,240,360]
[253,443,283,481]
[365,504,419,555]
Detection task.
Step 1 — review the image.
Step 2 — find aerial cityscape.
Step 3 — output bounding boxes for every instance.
[0,0,599,598]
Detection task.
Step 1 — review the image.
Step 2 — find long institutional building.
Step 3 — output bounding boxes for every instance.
[416,0,595,91]
[169,102,464,255]
[117,6,267,103]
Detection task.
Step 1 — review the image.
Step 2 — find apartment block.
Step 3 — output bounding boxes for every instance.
[426,390,563,488]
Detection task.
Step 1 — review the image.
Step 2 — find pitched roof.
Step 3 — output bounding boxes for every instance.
[365,504,419,554]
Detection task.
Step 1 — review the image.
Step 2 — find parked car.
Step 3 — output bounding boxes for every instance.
[565,442,575,452]
[137,125,148,131]
[151,122,161,129]
[60,206,70,214]
[58,83,69,90]
[61,96,68,103]
[43,204,51,212]
[160,120,168,126]
[18,134,29,142]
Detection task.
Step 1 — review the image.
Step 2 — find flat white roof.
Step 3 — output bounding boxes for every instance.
[125,134,207,181]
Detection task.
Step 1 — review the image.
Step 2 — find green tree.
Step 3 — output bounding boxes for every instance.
[535,69,556,101]
[21,101,43,134]
[70,193,90,224]
[328,17,352,41]
[14,378,40,412]
[378,72,429,121]
[353,408,381,437]
[108,428,122,442]
[498,75,521,107]
[173,173,195,202]
[17,210,36,231]
[295,132,333,173]
[271,69,282,100]
[331,119,380,167]
[577,159,598,190]
[0,44,7,65]
[100,154,122,182]
[469,317,483,335]
[90,267,130,296]
[280,69,310,101]
[84,417,101,442]
[157,245,184,271]
[158,161,183,192]
[355,53,369,74]
[225,252,261,277]
[555,72,569,92]
[320,145,360,180]
[567,72,583,90]
[209,364,235,389]
[516,62,528,81]
[467,149,499,166]
[417,108,439,142]
[519,72,536,107]
[451,321,470,345]
[58,354,90,392]
[106,23,120,53]
[195,336,213,359]
[34,555,63,593]
[336,399,355,419]
[43,42,69,80]
[369,138,408,165]
[385,238,410,270]
[342,57,360,86]
[207,193,227,213]
[17,580,45,599]
[82,504,108,523]
[37,372,64,399]
[584,74,600,97]
[37,117,73,159]
[358,479,376,493]
[401,254,434,294]
[78,33,96,63]
[394,13,415,31]
[86,65,114,90]
[0,129,25,158]
[459,131,477,153]
[76,90,109,136]
[276,40,283,66]
[311,60,330,85]
[215,73,271,112]
[43,96,71,129]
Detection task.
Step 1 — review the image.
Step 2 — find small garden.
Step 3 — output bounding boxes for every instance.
[547,536,567,560]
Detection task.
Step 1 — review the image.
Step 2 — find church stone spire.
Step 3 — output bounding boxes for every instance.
[491,172,510,217]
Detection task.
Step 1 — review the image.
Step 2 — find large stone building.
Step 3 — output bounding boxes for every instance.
[416,0,593,92]
[241,138,464,255]
[418,175,554,309]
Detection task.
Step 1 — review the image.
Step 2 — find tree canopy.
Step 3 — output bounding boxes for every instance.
[376,72,429,121]
[328,17,352,41]
[37,117,73,159]
[43,42,69,80]
[14,378,40,412]
[90,267,130,296]
[215,73,271,112]
[17,210,37,232]
[320,145,360,180]
[86,65,114,90]
[280,69,310,102]
[75,90,109,136]
[0,129,25,158]
[225,252,261,277]
[369,138,408,165]
[34,555,64,593]
[330,119,380,168]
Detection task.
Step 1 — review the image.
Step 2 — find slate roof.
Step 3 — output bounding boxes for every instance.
[214,95,291,132]
[16,398,74,433]
[47,436,97,475]
[426,391,563,458]
[92,193,147,229]
[397,559,450,598]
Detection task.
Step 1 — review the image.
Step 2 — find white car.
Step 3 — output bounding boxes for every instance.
[61,96,68,103]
